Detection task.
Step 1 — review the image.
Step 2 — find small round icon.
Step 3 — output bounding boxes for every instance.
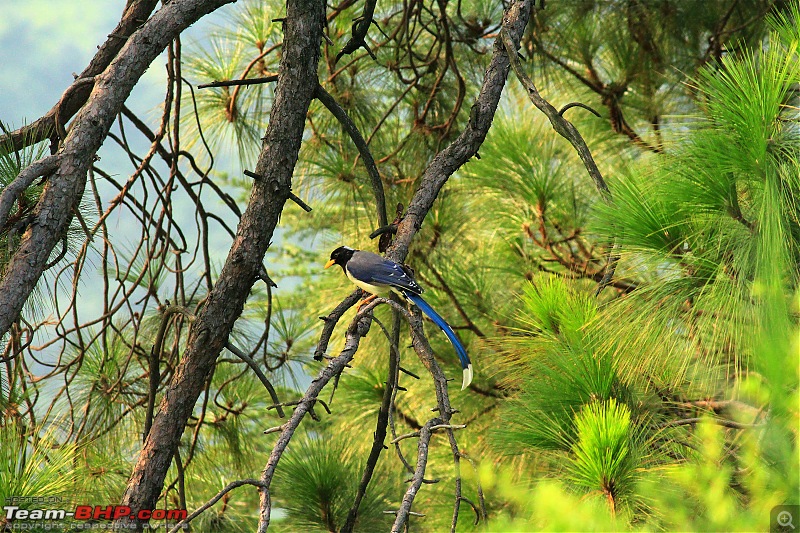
[778,510,795,529]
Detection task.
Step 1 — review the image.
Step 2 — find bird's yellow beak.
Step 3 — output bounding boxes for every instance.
[324,259,335,269]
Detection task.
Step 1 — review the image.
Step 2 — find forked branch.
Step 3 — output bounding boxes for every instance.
[499,28,621,294]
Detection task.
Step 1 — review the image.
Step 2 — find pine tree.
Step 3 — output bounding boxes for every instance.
[0,0,796,531]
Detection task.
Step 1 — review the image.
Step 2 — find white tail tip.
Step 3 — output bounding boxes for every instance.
[461,364,473,391]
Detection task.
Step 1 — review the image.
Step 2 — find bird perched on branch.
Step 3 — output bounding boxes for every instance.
[325,246,473,390]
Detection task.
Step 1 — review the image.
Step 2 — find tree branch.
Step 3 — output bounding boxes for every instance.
[659,417,763,430]
[388,0,534,264]
[167,479,266,533]
[198,75,278,89]
[0,155,58,230]
[500,28,623,294]
[144,305,194,442]
[257,310,374,532]
[391,418,439,532]
[500,29,610,199]
[116,0,324,524]
[341,306,402,532]
[315,84,388,229]
[0,0,238,340]
[0,0,161,153]
[403,303,466,532]
[335,0,378,64]
[224,342,284,418]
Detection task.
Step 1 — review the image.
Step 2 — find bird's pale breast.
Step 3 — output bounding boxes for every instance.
[346,267,393,296]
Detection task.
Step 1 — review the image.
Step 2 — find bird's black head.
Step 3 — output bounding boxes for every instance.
[325,246,355,270]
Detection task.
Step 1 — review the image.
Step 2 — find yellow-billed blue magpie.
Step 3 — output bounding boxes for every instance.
[325,246,473,390]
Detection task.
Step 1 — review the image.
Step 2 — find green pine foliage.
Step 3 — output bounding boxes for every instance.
[272,436,397,532]
[484,4,799,530]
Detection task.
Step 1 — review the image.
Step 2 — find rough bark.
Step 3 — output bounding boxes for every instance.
[387,0,533,263]
[0,0,161,153]
[0,0,237,339]
[117,0,325,520]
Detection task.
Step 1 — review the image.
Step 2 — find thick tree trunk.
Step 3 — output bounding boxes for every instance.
[117,0,325,521]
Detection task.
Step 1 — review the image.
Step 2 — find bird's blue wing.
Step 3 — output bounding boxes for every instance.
[344,251,473,389]
[405,292,473,390]
[347,252,423,294]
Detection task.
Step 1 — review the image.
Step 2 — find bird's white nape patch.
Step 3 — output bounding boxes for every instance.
[461,364,473,391]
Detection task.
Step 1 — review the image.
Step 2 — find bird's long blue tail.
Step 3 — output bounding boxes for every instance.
[403,291,473,390]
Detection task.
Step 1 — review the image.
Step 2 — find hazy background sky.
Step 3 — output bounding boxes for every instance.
[0,2,250,328]
[0,1,234,126]
[1,2,130,122]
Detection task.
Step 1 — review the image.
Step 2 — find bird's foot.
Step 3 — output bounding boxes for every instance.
[357,293,379,312]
